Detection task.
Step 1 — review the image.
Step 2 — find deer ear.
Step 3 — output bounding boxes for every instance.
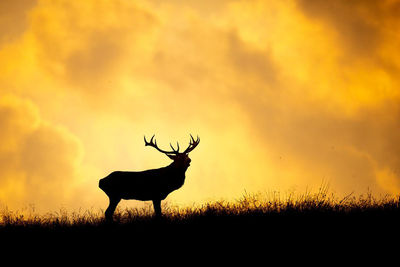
[166,154,176,160]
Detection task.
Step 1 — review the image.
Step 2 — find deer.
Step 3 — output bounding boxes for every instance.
[99,134,200,221]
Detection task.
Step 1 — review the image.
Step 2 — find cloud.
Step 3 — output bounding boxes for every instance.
[28,0,158,98]
[247,97,400,193]
[216,0,400,195]
[295,0,400,73]
[0,0,37,45]
[1,0,400,212]
[0,94,83,211]
[295,0,380,54]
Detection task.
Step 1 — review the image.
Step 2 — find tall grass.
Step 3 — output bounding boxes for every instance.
[1,186,399,229]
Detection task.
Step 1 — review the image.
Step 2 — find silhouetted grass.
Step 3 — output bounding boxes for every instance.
[2,187,397,258]
[1,187,399,254]
[1,193,394,263]
[1,187,399,235]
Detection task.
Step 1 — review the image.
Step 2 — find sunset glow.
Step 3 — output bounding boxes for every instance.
[1,0,400,213]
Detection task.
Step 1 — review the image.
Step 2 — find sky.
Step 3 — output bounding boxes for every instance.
[1,0,400,212]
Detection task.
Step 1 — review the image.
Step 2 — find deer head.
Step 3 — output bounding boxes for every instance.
[144,134,200,169]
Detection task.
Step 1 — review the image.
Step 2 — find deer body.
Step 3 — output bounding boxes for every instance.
[99,135,199,221]
[99,164,187,201]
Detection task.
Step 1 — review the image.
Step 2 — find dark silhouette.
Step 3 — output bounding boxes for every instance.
[99,134,200,221]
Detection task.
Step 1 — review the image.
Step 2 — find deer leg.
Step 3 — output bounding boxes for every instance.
[105,197,121,222]
[152,199,162,217]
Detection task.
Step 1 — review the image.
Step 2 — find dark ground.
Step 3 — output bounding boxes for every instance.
[1,194,399,261]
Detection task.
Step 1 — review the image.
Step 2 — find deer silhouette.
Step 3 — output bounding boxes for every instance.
[99,134,200,221]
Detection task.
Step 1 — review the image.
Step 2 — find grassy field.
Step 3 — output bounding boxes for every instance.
[1,187,400,241]
[1,188,399,260]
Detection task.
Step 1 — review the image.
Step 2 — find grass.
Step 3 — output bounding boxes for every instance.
[1,188,399,257]
[2,187,397,258]
[1,187,399,233]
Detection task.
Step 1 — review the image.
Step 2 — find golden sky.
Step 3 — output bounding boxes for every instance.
[1,0,400,212]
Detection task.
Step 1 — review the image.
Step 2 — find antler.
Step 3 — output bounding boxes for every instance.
[183,134,200,154]
[144,135,180,155]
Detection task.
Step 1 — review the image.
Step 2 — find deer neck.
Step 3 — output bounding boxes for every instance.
[168,161,189,174]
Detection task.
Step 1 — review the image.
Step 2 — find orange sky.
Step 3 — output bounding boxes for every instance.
[1,0,400,212]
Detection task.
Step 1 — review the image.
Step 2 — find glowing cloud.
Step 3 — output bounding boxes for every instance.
[0,95,83,211]
[1,0,400,211]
